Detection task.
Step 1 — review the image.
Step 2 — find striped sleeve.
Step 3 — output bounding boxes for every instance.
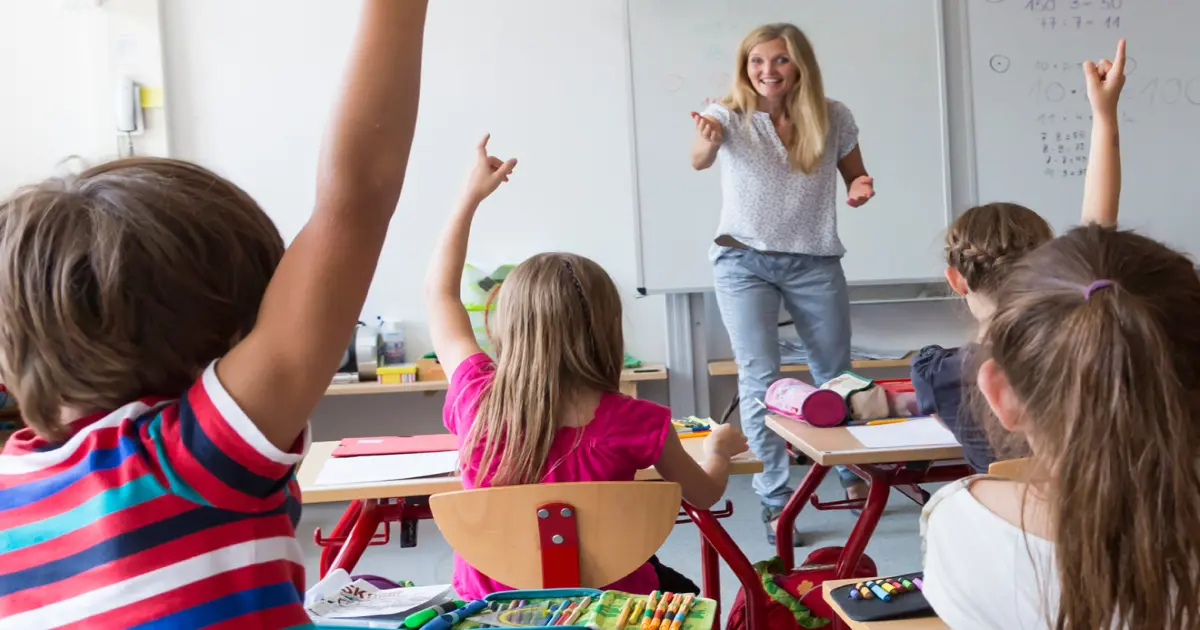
[138,362,310,511]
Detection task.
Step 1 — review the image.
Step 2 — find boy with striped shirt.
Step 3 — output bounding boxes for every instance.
[0,1,428,627]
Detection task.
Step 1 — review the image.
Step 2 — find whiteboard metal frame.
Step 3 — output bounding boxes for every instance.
[624,0,956,295]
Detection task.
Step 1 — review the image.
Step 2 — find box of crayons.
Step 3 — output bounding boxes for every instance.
[458,589,716,630]
[672,417,711,440]
[828,572,934,623]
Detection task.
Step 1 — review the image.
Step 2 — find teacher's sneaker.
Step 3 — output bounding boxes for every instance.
[762,505,804,547]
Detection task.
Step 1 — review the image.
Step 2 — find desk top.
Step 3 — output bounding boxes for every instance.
[822,579,947,630]
[765,415,963,466]
[325,364,668,396]
[297,437,763,504]
[708,355,913,377]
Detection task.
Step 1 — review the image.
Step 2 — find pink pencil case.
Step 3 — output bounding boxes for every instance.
[765,378,848,428]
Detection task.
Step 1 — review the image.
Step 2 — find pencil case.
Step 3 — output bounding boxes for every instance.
[822,372,888,422]
[765,378,847,428]
[478,589,602,628]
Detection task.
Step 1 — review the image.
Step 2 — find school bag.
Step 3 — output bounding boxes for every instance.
[725,548,878,630]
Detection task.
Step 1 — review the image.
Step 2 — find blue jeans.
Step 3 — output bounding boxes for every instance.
[713,247,861,507]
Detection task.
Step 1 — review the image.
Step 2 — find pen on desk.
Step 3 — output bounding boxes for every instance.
[866,418,910,426]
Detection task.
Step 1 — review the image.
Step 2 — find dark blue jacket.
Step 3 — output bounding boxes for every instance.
[910,345,993,474]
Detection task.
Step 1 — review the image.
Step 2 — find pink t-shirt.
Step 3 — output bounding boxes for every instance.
[443,353,672,600]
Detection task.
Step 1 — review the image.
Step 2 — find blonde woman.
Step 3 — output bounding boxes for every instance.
[425,136,749,599]
[691,23,874,545]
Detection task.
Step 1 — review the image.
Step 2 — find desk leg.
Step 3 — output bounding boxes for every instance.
[319,500,363,579]
[328,498,383,576]
[776,463,830,571]
[683,504,767,630]
[834,466,892,579]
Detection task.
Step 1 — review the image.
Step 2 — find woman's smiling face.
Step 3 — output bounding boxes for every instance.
[746,38,796,101]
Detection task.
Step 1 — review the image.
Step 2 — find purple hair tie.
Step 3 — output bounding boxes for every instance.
[1084,279,1115,300]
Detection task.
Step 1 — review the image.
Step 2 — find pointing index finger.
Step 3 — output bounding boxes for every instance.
[1112,39,1126,75]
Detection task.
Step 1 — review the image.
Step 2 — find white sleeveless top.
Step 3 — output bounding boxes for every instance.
[921,476,1060,629]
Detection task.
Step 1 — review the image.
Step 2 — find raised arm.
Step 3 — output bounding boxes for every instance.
[217,0,428,450]
[1081,39,1126,227]
[424,136,517,379]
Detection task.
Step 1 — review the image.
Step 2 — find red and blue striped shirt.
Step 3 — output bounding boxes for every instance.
[0,363,312,629]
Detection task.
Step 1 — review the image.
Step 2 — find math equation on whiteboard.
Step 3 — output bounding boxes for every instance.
[1021,0,1122,31]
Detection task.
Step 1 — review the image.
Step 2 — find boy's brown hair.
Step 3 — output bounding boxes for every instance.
[977,225,1200,629]
[945,202,1054,294]
[0,157,284,440]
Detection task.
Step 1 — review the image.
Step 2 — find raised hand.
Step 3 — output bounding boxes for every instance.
[1084,39,1126,119]
[691,112,724,146]
[463,134,517,205]
[847,175,875,208]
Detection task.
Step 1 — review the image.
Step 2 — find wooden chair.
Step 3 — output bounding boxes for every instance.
[987,457,1030,479]
[430,481,681,589]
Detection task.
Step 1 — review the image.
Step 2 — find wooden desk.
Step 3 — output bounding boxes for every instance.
[325,364,667,399]
[707,355,913,377]
[765,415,970,589]
[822,579,947,630]
[297,437,763,504]
[766,416,964,466]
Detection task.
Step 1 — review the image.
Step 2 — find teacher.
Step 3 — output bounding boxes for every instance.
[691,23,874,546]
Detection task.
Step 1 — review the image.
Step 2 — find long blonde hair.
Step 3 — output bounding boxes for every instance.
[464,253,623,486]
[721,23,828,174]
[977,225,1200,629]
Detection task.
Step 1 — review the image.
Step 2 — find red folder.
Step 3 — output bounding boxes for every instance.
[331,434,459,457]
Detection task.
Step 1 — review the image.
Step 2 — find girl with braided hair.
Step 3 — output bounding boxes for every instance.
[912,40,1126,474]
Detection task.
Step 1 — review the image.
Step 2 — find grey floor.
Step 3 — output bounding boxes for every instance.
[298,465,928,610]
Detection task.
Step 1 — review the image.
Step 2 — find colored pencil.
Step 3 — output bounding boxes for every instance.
[564,596,592,626]
[668,595,694,630]
[614,598,636,629]
[647,592,674,630]
[640,592,660,630]
[628,601,645,627]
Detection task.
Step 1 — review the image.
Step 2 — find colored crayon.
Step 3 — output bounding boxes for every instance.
[543,600,569,626]
[641,592,661,630]
[614,599,636,629]
[848,586,860,599]
[564,596,592,626]
[858,586,873,599]
[421,599,488,630]
[880,582,896,594]
[647,592,674,630]
[628,601,646,627]
[668,595,694,630]
[404,600,466,628]
[866,581,892,601]
[900,578,915,591]
[913,577,924,590]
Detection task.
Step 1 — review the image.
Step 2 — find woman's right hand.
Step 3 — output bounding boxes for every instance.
[704,423,748,461]
[691,112,724,146]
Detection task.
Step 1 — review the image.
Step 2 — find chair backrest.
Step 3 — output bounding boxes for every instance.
[430,481,682,588]
[988,457,1030,479]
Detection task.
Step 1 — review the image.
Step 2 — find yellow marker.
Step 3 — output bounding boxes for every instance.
[866,417,909,426]
[628,601,645,627]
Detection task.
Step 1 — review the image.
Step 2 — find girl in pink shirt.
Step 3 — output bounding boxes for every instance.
[425,136,748,600]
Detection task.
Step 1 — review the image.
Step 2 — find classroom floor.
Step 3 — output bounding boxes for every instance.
[297,465,929,615]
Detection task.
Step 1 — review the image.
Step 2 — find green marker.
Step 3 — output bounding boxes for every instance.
[403,600,465,628]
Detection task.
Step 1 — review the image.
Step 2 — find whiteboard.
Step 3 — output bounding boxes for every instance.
[627,0,952,293]
[967,0,1200,252]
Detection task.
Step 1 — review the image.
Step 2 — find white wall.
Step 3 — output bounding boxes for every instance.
[0,0,169,197]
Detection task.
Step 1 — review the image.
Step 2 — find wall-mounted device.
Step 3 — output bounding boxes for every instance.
[115,77,144,156]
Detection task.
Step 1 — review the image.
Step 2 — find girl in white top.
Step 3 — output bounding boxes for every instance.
[690,23,875,545]
[923,41,1200,630]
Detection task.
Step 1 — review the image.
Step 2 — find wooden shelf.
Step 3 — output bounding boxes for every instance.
[326,364,668,397]
[708,354,914,377]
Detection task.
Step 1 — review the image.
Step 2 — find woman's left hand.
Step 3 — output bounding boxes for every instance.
[847,175,875,208]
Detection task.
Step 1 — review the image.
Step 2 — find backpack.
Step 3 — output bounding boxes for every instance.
[726,548,877,630]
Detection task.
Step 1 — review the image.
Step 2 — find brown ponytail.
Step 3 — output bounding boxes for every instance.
[945,202,1053,294]
[977,225,1200,629]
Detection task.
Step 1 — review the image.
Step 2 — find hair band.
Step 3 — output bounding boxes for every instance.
[1084,279,1115,300]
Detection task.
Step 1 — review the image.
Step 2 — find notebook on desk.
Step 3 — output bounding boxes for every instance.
[332,434,459,457]
[845,418,959,449]
[314,450,461,487]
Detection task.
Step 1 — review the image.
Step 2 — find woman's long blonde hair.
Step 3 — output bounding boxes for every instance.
[977,225,1200,629]
[721,23,828,174]
[464,253,623,486]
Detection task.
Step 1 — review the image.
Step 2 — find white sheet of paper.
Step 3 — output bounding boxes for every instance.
[310,583,452,619]
[846,417,959,449]
[313,450,460,486]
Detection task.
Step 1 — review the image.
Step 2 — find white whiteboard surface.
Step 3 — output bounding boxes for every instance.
[968,0,1200,253]
[627,0,952,293]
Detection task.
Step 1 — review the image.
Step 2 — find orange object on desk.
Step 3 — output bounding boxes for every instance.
[416,357,446,382]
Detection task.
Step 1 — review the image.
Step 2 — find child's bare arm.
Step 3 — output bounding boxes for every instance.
[1081,39,1125,227]
[654,424,747,509]
[217,0,428,451]
[425,136,517,378]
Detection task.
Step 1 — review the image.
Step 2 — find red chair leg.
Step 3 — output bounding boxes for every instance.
[684,504,769,630]
[318,499,363,578]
